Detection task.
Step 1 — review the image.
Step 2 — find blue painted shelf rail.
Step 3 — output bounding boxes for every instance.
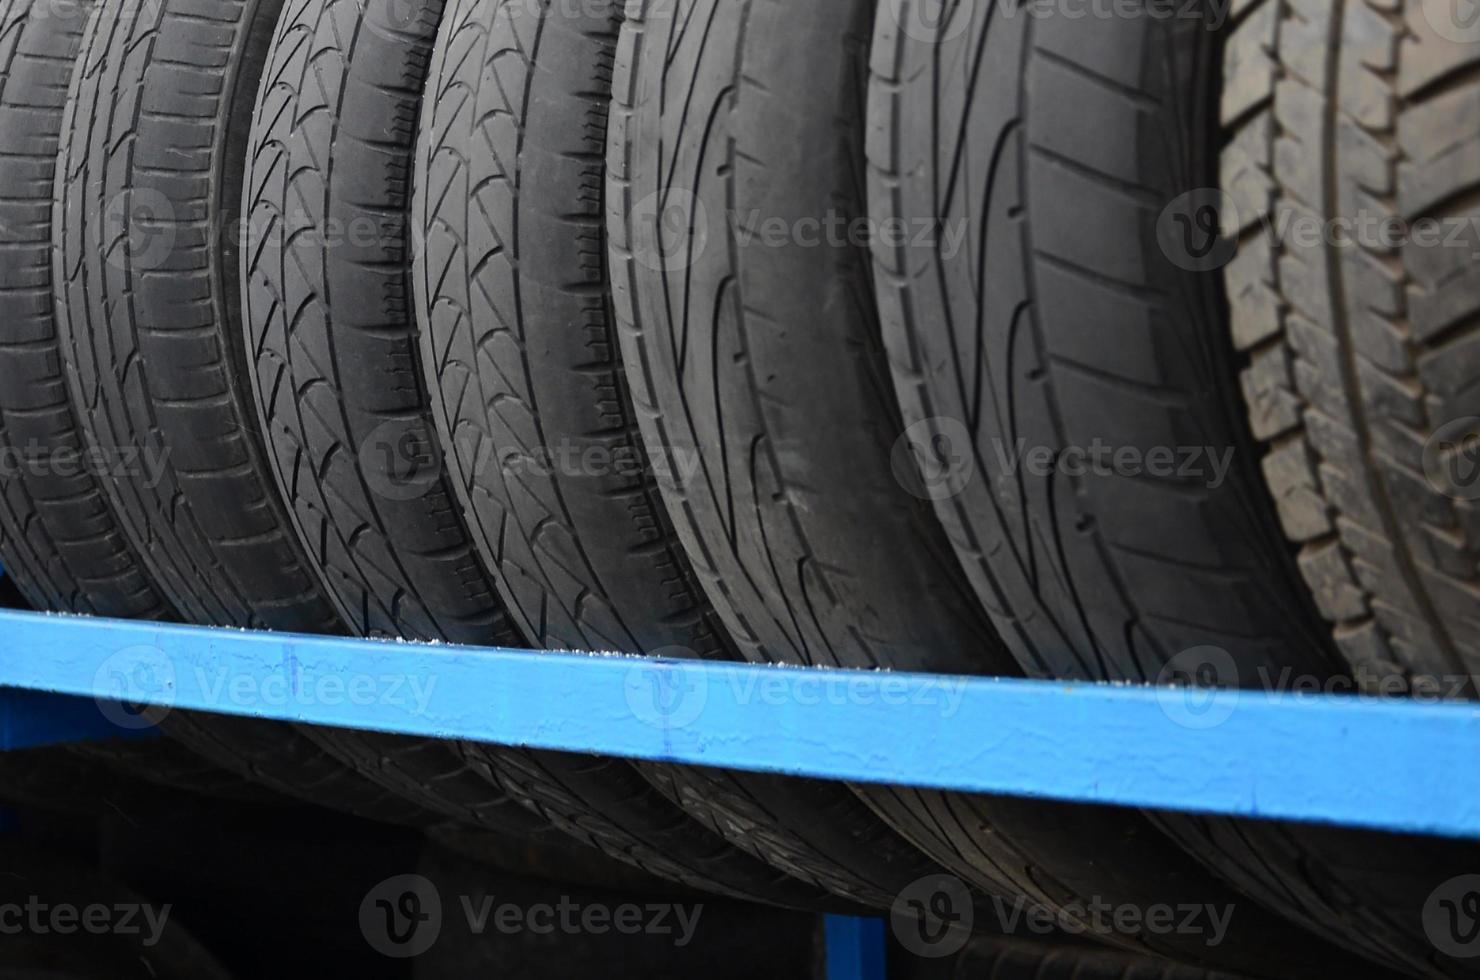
[0,609,1476,841]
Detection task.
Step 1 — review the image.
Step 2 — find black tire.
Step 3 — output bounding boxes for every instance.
[2,738,295,813]
[1224,1,1480,693]
[237,0,571,843]
[0,0,157,623]
[949,936,1248,980]
[607,0,1388,974]
[1217,0,1480,973]
[412,0,940,911]
[0,0,327,816]
[55,0,334,635]
[41,0,463,830]
[66,738,279,805]
[1,844,234,980]
[240,0,832,909]
[865,0,1480,976]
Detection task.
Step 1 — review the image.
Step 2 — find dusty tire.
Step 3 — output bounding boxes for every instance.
[1223,1,1480,693]
[412,0,940,910]
[241,0,833,908]
[0,740,274,813]
[1217,0,1480,973]
[0,0,328,816]
[65,738,279,805]
[42,0,466,829]
[952,936,1250,980]
[866,0,1480,975]
[239,0,565,842]
[1,844,234,980]
[606,0,1375,973]
[0,0,156,621]
[54,0,334,633]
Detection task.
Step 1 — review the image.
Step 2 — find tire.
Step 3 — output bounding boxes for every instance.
[41,0,465,830]
[950,936,1249,980]
[865,0,1479,975]
[1,844,234,980]
[1217,0,1480,973]
[240,0,833,909]
[1224,2,1480,695]
[606,0,1374,974]
[0,0,253,811]
[0,0,157,623]
[236,0,572,842]
[412,0,940,911]
[0,741,263,814]
[0,0,321,815]
[66,738,279,805]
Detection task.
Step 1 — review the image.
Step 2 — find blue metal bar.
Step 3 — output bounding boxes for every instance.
[824,916,888,980]
[0,610,1477,839]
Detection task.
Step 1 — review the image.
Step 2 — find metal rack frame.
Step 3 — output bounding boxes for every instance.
[2,576,1478,976]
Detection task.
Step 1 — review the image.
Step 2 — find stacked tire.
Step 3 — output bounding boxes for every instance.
[0,0,1474,975]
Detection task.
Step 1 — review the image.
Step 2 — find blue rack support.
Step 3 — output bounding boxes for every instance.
[1,610,1477,839]
[0,687,156,750]
[2,607,1479,977]
[825,915,889,980]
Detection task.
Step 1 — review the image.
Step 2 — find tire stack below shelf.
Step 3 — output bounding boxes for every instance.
[0,0,1476,976]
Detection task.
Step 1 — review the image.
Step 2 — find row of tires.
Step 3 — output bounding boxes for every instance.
[0,0,1476,976]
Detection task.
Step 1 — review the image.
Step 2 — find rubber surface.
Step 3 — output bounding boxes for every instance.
[865,0,1480,975]
[56,0,338,634]
[239,0,574,841]
[0,0,157,622]
[242,0,834,907]
[66,738,279,804]
[0,740,271,813]
[1217,0,1480,974]
[1,844,234,980]
[606,0,1379,973]
[1224,0,1480,688]
[949,938,1250,980]
[0,0,340,813]
[413,0,941,910]
[41,0,468,828]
